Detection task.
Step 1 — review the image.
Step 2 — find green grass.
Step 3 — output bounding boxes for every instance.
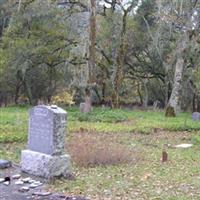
[191,134,200,145]
[1,106,200,199]
[0,106,28,142]
[66,107,200,134]
[1,106,200,143]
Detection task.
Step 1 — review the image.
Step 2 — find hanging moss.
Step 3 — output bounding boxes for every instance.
[165,105,176,117]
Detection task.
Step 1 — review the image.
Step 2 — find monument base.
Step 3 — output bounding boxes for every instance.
[21,150,71,178]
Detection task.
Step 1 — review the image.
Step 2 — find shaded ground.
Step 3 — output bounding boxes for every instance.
[0,166,88,200]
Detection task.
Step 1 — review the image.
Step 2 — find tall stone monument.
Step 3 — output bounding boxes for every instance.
[21,105,70,178]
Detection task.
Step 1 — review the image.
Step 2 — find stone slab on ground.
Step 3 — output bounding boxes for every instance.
[0,166,89,200]
[0,160,12,169]
[175,143,193,148]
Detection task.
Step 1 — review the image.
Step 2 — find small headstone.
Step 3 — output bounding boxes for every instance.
[21,105,71,178]
[79,102,92,113]
[153,100,161,111]
[80,103,85,113]
[162,144,168,162]
[84,103,92,113]
[192,112,200,121]
[162,151,168,162]
[0,159,11,169]
[175,143,193,148]
[79,97,92,113]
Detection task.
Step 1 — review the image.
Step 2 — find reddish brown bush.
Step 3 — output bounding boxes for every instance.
[67,132,138,167]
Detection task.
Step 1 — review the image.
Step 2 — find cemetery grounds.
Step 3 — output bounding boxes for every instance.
[1,106,200,200]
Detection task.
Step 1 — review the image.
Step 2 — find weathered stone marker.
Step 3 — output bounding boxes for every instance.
[79,97,92,113]
[192,112,200,121]
[21,105,70,178]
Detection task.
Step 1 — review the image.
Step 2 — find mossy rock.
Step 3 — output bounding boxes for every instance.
[165,105,176,117]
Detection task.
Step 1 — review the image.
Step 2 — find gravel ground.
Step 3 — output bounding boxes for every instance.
[0,165,89,200]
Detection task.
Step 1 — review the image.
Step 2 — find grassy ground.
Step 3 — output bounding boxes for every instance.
[1,106,200,143]
[1,106,200,199]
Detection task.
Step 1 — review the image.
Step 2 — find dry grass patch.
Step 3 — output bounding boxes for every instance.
[68,132,139,167]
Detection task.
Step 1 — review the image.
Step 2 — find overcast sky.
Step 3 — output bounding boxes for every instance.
[99,0,142,14]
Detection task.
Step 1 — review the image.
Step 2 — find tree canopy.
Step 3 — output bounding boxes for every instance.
[0,0,200,114]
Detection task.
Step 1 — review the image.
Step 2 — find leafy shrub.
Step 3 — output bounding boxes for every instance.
[77,109,128,123]
[52,89,74,106]
[18,95,29,105]
[68,132,138,167]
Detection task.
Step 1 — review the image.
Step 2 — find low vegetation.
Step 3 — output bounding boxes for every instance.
[1,106,200,143]
[1,106,200,199]
[68,132,138,167]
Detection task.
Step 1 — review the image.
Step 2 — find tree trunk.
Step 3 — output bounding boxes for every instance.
[137,82,143,106]
[192,93,196,112]
[165,33,189,117]
[82,0,96,112]
[143,79,148,108]
[14,83,21,105]
[164,73,170,107]
[47,66,55,104]
[88,0,96,85]
[113,11,127,108]
[101,81,106,104]
[14,71,23,105]
[197,96,200,112]
[23,78,37,105]
[166,57,184,114]
[18,0,22,12]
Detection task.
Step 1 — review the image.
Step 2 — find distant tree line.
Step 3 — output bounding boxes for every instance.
[0,0,200,116]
